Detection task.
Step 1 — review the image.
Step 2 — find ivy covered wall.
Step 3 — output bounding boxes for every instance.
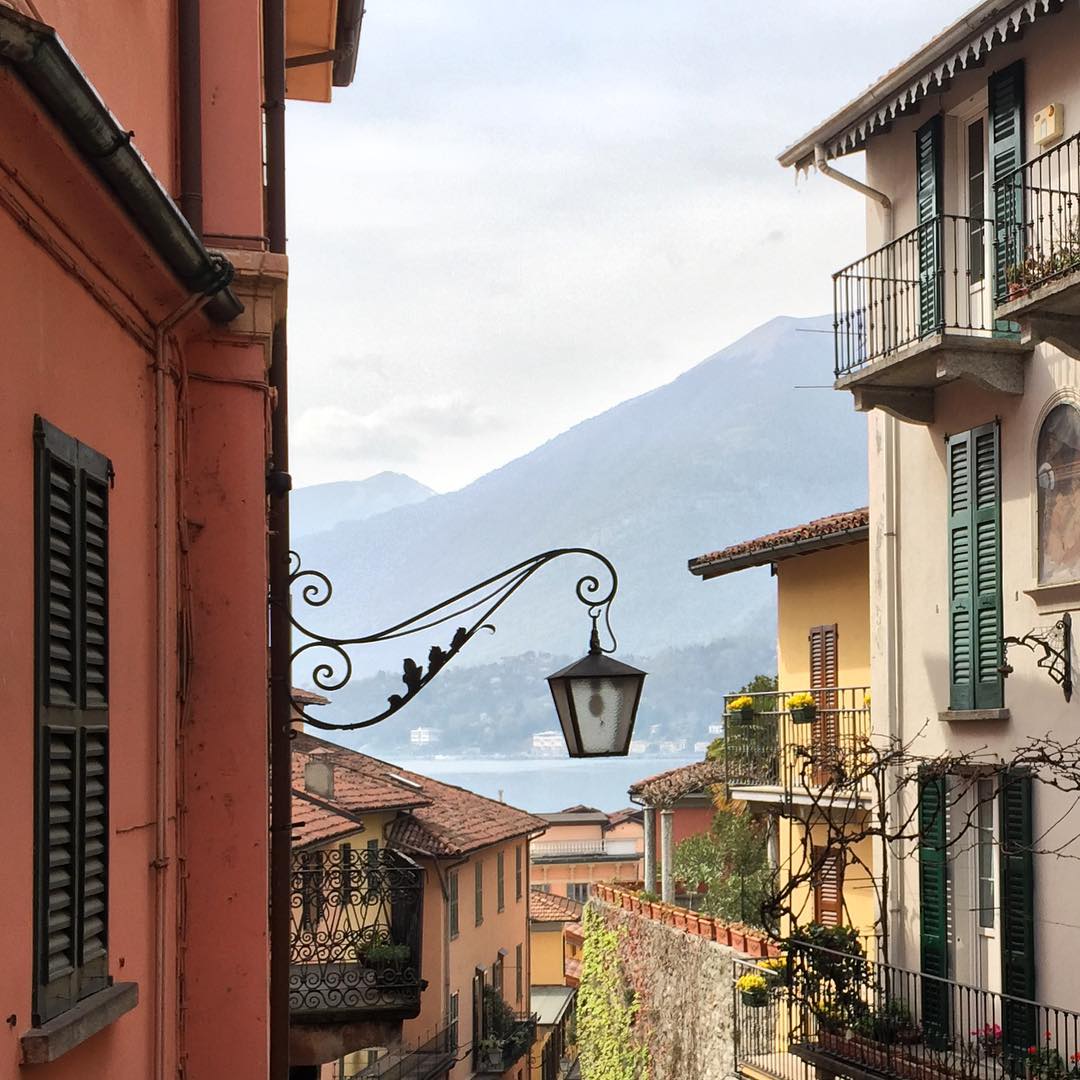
[577,898,737,1080]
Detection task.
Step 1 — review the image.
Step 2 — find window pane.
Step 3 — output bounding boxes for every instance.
[977,778,995,929]
[1038,404,1080,583]
[968,118,985,283]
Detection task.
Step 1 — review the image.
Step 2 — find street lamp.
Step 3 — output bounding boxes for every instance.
[285,546,645,756]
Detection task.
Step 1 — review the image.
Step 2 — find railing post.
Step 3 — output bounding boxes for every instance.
[660,809,675,904]
[643,807,657,895]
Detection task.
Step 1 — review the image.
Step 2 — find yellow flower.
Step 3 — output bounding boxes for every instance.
[728,695,755,713]
[736,972,768,993]
[758,957,787,975]
[863,690,872,707]
[787,692,815,710]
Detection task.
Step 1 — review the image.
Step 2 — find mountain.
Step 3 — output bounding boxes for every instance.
[292,472,434,538]
[290,315,868,744]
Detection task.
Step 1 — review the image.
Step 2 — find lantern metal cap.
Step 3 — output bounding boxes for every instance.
[546,651,647,681]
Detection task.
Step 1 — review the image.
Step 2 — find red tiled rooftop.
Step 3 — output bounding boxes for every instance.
[628,759,726,808]
[293,732,546,857]
[688,508,869,580]
[529,888,584,923]
[292,687,331,706]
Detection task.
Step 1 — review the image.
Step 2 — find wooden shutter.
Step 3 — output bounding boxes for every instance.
[990,61,1025,323]
[813,847,843,928]
[948,425,1003,710]
[919,774,950,1043]
[810,625,839,777]
[1000,771,1036,1054]
[475,860,484,926]
[34,417,112,1023]
[497,851,505,912]
[916,116,944,335]
[449,870,459,938]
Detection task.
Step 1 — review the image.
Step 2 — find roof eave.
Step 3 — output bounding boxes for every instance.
[689,524,869,580]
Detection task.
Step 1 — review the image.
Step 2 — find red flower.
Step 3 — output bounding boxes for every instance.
[1029,1047,1039,1055]
[1046,1031,1054,1040]
[1071,1053,1080,1063]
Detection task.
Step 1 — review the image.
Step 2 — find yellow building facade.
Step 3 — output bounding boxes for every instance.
[689,509,876,947]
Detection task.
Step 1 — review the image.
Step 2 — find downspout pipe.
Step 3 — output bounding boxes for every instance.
[0,7,241,321]
[263,0,291,1076]
[814,143,893,242]
[178,0,203,236]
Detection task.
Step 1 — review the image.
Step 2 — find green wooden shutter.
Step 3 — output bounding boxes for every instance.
[1000,771,1036,1056]
[919,774,950,1044]
[990,61,1025,326]
[916,116,944,335]
[948,424,1002,710]
[34,417,112,1023]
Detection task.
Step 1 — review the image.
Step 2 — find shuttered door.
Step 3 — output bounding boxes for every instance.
[813,847,843,928]
[1000,772,1036,1057]
[948,425,1003,711]
[990,61,1025,327]
[916,116,944,336]
[810,625,839,782]
[34,417,111,1023]
[919,774,951,1045]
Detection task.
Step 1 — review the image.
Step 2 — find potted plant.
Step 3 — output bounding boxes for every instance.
[365,941,410,974]
[686,910,700,935]
[729,924,748,952]
[736,971,770,1008]
[477,1037,504,1071]
[788,691,817,725]
[714,921,732,947]
[758,955,789,986]
[698,914,715,939]
[728,694,755,723]
[673,907,687,931]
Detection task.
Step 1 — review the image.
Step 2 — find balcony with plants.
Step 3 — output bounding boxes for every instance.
[474,985,537,1075]
[720,687,872,806]
[832,214,1028,423]
[289,846,425,1024]
[994,128,1080,328]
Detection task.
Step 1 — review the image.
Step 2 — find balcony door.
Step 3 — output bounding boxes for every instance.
[955,93,994,338]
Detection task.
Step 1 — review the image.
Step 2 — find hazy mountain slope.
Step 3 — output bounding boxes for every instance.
[291,315,867,707]
[292,472,434,538]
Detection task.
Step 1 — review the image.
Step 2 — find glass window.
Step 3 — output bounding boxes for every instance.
[1038,403,1080,583]
[967,118,986,283]
[498,851,505,912]
[977,777,995,929]
[475,860,484,926]
[449,871,459,938]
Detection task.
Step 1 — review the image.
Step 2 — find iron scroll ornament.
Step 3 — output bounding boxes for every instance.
[285,547,620,731]
[1001,612,1072,703]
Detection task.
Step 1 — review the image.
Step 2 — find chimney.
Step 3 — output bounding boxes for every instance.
[304,751,335,799]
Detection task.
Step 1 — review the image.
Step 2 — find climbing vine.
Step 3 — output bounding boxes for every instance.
[577,905,651,1080]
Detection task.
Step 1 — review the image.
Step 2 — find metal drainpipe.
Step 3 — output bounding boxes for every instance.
[813,143,893,243]
[264,0,292,1075]
[178,0,203,236]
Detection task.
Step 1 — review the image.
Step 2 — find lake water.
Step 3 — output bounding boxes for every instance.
[399,754,699,814]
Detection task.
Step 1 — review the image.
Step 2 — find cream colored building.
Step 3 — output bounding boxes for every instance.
[781,0,1080,1051]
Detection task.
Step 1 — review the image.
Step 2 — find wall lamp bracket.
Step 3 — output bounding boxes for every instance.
[1001,611,1072,702]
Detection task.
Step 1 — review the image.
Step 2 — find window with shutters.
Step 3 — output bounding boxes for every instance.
[449,991,459,1050]
[809,624,839,782]
[515,943,522,1001]
[515,844,523,900]
[916,115,944,336]
[475,860,484,926]
[449,870,459,939]
[919,774,951,1043]
[1037,403,1080,585]
[497,851,505,912]
[812,847,843,927]
[33,417,112,1024]
[990,60,1024,325]
[947,424,1003,711]
[1000,771,1036,1053]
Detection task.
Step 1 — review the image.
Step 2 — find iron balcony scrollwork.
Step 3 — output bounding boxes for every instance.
[290,846,425,1020]
[1001,611,1072,703]
[286,547,620,731]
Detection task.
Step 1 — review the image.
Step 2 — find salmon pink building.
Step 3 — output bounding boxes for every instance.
[0,1,362,1077]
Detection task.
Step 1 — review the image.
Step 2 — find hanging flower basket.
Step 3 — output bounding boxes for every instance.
[728,695,755,723]
[788,692,817,725]
[737,973,770,1008]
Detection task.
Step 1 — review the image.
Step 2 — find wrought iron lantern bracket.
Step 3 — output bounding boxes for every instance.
[283,547,621,731]
[1001,611,1072,702]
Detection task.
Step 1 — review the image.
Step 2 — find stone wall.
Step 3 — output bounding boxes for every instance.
[583,897,737,1080]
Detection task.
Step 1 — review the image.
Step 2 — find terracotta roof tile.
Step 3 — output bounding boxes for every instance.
[628,759,726,808]
[293,732,547,857]
[604,807,643,829]
[564,957,581,986]
[529,888,584,923]
[292,687,331,706]
[689,508,869,578]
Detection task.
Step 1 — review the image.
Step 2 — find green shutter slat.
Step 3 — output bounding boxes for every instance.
[1000,772,1036,1055]
[972,425,1003,708]
[990,61,1025,326]
[948,433,975,709]
[916,116,943,335]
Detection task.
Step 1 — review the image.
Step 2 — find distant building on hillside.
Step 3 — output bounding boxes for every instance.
[531,730,564,754]
[531,806,644,901]
[708,723,723,736]
[409,725,440,747]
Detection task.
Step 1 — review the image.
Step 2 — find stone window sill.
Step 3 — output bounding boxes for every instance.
[938,708,1010,723]
[1024,582,1080,612]
[20,982,138,1064]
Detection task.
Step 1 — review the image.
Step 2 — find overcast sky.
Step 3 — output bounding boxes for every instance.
[284,0,973,493]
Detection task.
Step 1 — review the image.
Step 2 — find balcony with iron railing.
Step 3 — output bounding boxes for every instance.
[531,837,641,861]
[721,687,872,806]
[782,940,1080,1080]
[289,846,425,1025]
[832,213,1029,422]
[994,127,1080,327]
[474,1015,537,1075]
[347,1025,457,1080]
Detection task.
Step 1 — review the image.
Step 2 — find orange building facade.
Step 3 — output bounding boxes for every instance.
[291,734,546,1080]
[0,2,360,1078]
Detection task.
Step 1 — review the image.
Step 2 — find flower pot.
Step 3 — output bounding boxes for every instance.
[621,892,633,911]
[729,927,747,952]
[714,923,731,947]
[749,935,769,958]
[741,989,768,1008]
[698,916,715,939]
[1008,281,1029,299]
[790,704,817,725]
[686,912,700,935]
[766,940,781,958]
[630,897,642,913]
[736,704,754,722]
[673,910,687,930]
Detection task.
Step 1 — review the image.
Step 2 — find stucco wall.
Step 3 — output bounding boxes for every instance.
[529,924,566,986]
[583,899,736,1080]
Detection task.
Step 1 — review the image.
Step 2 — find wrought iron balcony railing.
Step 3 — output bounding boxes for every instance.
[733,956,810,1080]
[721,687,871,798]
[474,1015,537,1074]
[995,128,1080,305]
[833,214,996,378]
[787,940,1080,1080]
[348,1025,456,1080]
[290,846,424,1022]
